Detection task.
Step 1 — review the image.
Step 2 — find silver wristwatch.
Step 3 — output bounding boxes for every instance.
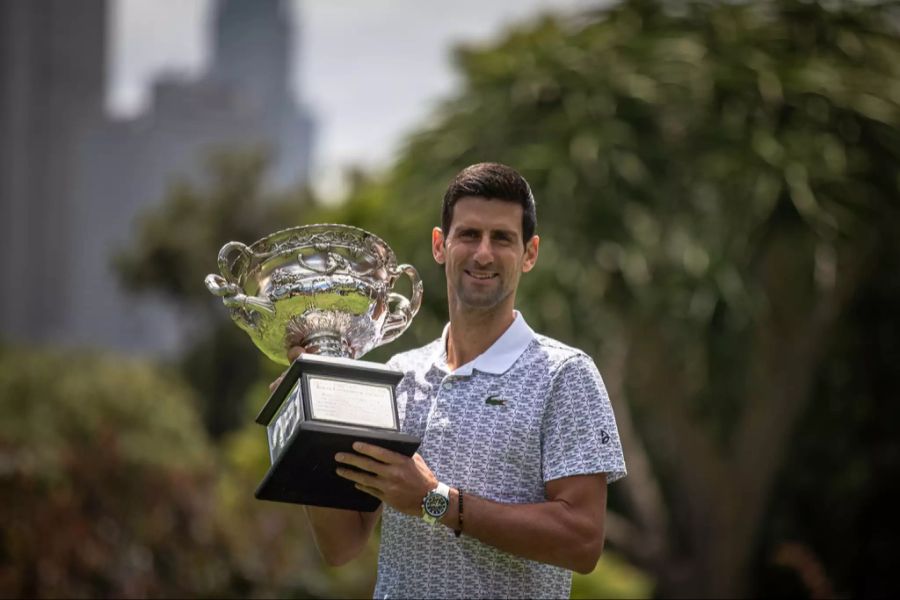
[422,482,450,525]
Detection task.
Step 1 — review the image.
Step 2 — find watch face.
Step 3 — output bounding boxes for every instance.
[424,491,449,518]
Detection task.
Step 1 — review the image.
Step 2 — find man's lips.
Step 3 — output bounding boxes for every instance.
[465,270,498,280]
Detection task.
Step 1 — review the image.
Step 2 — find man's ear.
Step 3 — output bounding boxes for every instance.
[432,227,446,264]
[522,235,540,273]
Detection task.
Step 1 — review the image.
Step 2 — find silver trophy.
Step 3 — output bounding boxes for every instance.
[205,224,423,510]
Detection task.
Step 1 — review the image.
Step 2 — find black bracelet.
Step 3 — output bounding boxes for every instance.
[454,488,464,538]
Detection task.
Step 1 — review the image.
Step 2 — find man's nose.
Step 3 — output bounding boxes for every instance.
[473,235,493,265]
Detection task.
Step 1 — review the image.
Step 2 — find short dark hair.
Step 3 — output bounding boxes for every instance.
[441,163,537,244]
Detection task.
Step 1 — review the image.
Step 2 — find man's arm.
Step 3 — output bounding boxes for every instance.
[447,474,607,574]
[303,505,382,566]
[336,442,608,574]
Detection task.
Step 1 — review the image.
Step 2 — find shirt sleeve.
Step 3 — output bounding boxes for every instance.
[541,353,627,484]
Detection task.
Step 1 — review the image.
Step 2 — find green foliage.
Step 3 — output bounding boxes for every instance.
[571,551,654,599]
[0,347,209,476]
[0,348,223,597]
[0,348,371,599]
[381,0,899,321]
[322,0,900,373]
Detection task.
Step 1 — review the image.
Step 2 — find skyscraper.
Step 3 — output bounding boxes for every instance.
[0,0,316,354]
[0,0,108,345]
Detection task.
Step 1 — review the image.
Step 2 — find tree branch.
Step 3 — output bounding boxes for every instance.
[599,338,670,561]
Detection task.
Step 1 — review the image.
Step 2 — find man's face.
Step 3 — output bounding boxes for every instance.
[432,196,539,313]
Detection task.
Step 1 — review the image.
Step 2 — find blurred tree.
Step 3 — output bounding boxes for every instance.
[0,348,360,598]
[755,237,900,597]
[0,348,231,597]
[116,148,314,438]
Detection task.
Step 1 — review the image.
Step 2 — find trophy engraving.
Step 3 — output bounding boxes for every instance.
[205,224,423,510]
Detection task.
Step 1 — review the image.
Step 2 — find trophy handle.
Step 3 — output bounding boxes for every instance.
[218,241,254,284]
[381,264,423,344]
[204,274,276,318]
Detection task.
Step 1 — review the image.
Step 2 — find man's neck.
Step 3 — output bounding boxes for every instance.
[445,304,516,372]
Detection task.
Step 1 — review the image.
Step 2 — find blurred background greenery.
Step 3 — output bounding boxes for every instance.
[3,0,899,597]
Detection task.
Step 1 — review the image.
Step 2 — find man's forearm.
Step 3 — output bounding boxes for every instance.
[304,505,379,566]
[440,478,607,574]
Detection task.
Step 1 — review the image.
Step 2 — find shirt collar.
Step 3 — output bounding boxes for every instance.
[433,311,536,376]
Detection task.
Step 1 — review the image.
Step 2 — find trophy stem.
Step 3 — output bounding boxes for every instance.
[301,333,353,358]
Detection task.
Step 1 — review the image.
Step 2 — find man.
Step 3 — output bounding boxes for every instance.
[288,163,626,598]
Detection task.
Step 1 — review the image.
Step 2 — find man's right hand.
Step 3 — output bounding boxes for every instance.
[268,345,307,392]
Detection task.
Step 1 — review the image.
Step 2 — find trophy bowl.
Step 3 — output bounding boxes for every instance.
[204,224,423,365]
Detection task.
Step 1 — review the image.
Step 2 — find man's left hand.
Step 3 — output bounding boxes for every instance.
[335,442,437,516]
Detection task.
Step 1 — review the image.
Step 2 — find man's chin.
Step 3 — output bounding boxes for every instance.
[458,291,506,310]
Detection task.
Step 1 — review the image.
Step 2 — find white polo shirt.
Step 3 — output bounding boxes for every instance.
[374,312,626,599]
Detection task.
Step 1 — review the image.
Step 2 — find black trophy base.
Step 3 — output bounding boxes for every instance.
[254,420,420,511]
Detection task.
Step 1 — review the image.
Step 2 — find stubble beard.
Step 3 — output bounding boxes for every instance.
[453,272,512,313]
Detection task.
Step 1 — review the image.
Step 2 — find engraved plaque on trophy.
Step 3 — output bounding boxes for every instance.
[205,224,423,511]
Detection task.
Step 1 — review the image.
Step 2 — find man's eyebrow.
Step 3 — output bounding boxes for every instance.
[452,226,479,236]
[455,224,517,234]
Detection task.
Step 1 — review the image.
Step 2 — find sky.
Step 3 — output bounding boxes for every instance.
[109,0,591,194]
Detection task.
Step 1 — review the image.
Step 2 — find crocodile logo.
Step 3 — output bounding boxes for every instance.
[485,396,507,406]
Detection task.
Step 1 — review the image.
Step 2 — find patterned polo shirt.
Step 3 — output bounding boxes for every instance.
[373,312,626,599]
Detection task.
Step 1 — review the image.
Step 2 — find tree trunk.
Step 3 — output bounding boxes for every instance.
[605,231,873,598]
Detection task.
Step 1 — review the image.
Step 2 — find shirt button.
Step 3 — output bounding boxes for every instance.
[443,382,453,390]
